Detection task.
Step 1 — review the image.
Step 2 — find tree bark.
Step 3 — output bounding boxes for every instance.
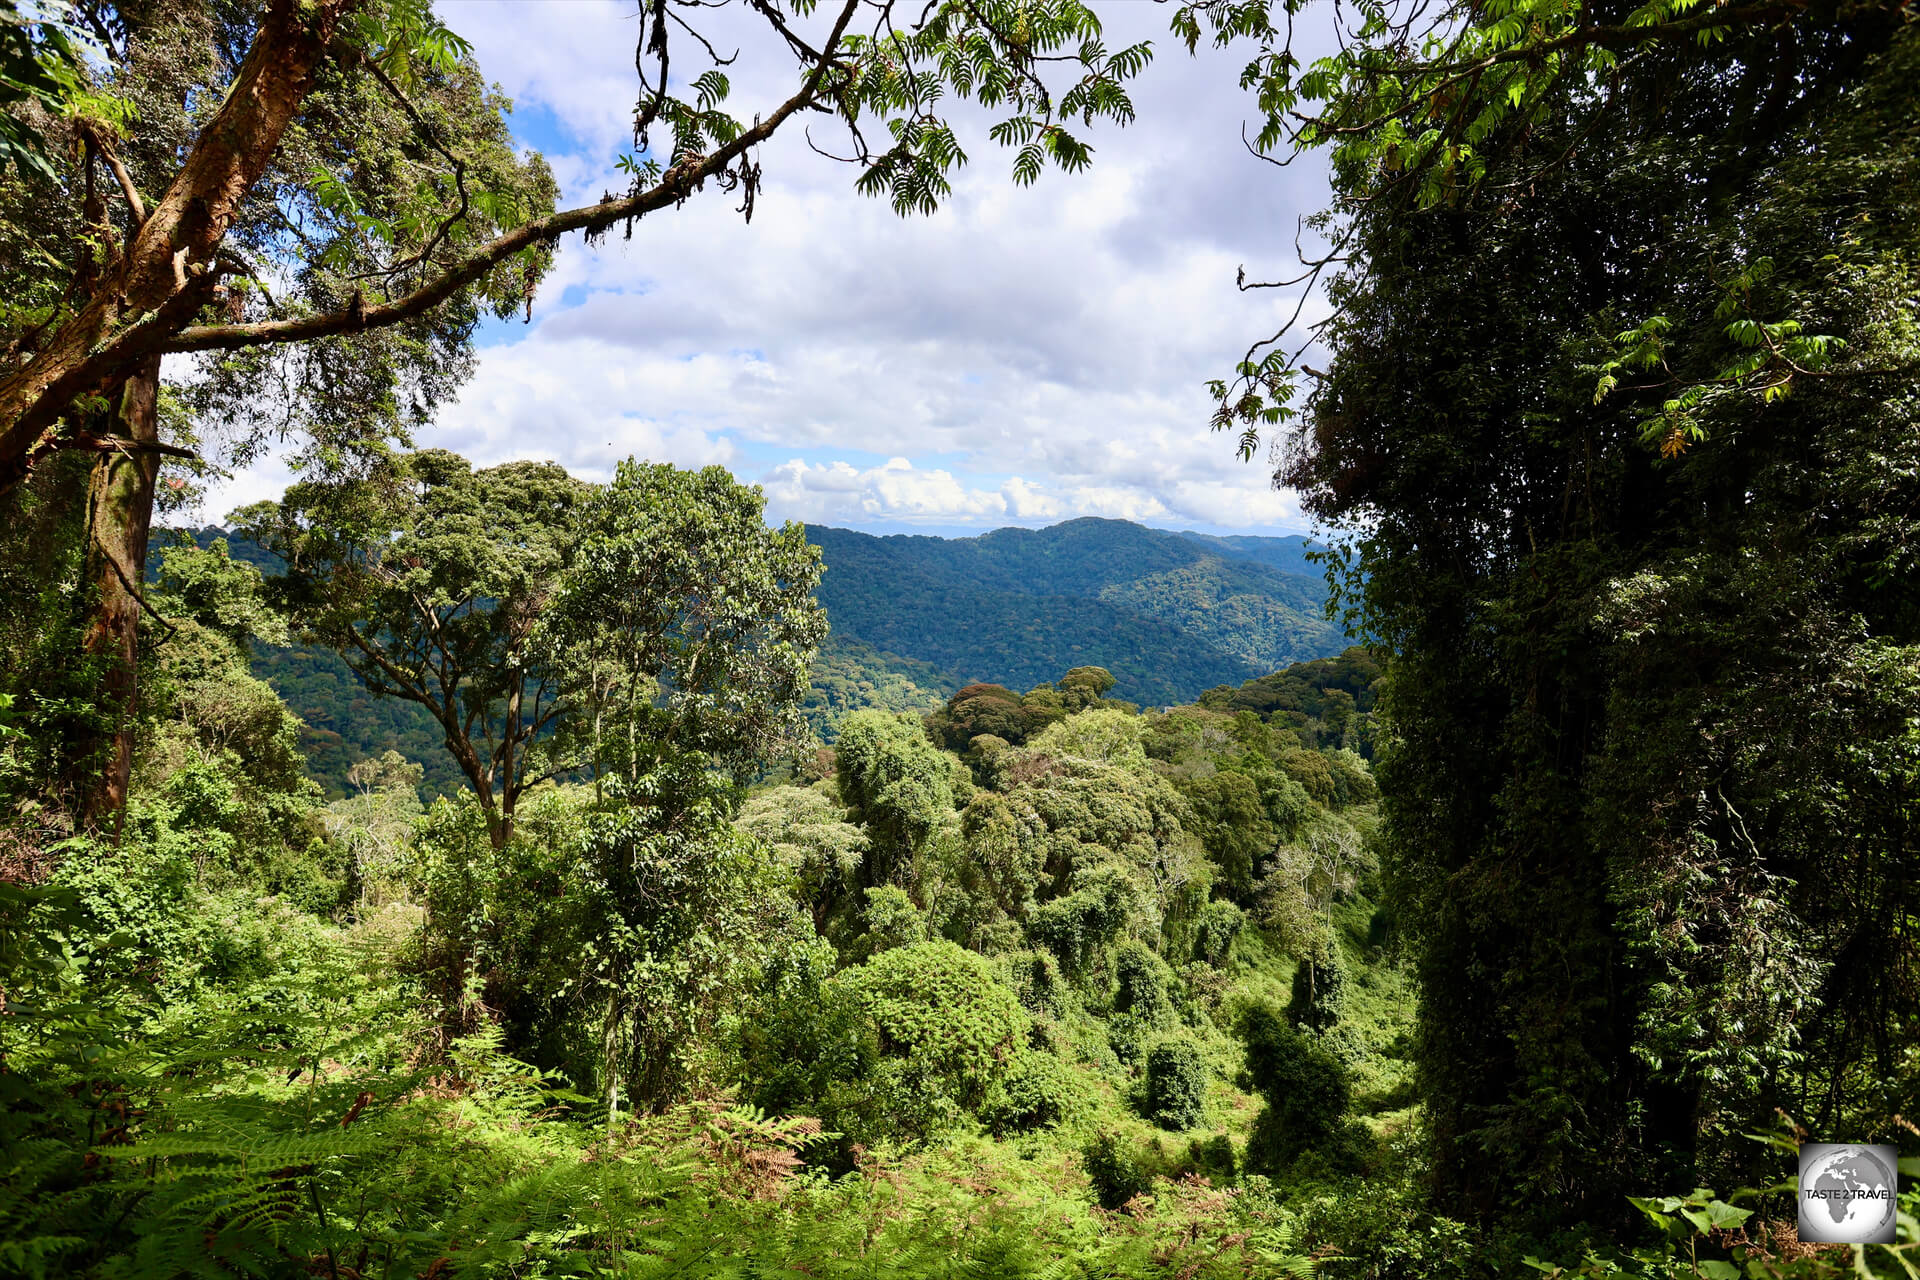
[75,354,164,834]
[0,0,355,494]
[0,0,865,498]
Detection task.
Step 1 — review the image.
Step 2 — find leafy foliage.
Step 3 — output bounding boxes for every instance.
[1269,0,1920,1228]
[811,520,1341,707]
[1143,1040,1209,1131]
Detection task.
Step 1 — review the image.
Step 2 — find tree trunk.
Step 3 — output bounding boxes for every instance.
[0,0,353,494]
[435,709,512,851]
[75,354,164,834]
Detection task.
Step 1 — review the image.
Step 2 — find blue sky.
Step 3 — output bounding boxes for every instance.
[212,1,1337,537]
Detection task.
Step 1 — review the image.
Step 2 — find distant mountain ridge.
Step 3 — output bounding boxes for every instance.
[804,517,1344,707]
[157,517,1343,794]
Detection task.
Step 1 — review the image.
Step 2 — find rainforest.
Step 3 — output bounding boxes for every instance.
[1,0,1917,1278]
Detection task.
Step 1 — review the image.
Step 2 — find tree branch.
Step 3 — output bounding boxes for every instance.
[163,0,863,356]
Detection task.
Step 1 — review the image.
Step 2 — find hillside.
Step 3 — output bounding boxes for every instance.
[155,518,1341,795]
[806,518,1343,707]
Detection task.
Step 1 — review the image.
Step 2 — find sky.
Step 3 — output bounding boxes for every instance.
[210,0,1337,537]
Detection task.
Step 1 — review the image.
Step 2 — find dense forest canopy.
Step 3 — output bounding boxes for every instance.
[146,518,1345,799]
[808,521,1340,707]
[2,0,1918,1277]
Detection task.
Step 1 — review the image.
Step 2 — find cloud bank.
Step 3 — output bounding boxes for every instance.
[207,1,1336,534]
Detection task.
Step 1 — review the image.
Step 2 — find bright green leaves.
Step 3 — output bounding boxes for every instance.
[1177,0,1774,212]
[1592,259,1848,457]
[348,0,475,93]
[1179,0,1843,458]
[988,113,1094,189]
[835,1,1150,217]
[545,460,827,783]
[0,0,83,181]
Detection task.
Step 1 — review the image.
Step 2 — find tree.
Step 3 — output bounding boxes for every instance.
[2,0,1151,831]
[1238,1001,1352,1174]
[574,770,812,1115]
[1257,9,1920,1227]
[1176,0,1912,452]
[736,784,868,931]
[325,750,424,911]
[543,461,827,797]
[1,0,558,827]
[241,449,586,850]
[835,709,954,890]
[0,0,1150,492]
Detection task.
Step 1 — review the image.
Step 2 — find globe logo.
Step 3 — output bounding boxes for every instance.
[1798,1143,1898,1244]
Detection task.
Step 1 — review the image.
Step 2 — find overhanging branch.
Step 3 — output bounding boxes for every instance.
[162,0,862,357]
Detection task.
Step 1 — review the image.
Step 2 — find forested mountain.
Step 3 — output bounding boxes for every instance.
[156,520,1337,797]
[807,519,1340,706]
[7,0,1917,1276]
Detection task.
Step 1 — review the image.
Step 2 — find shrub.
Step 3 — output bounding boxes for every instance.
[1192,899,1244,968]
[1106,1010,1150,1069]
[1082,1131,1151,1211]
[1113,940,1171,1025]
[1143,1039,1208,1130]
[1238,1002,1352,1173]
[1285,951,1346,1034]
[1026,866,1132,975]
[982,1049,1082,1134]
[995,948,1070,1017]
[856,886,927,957]
[1188,1133,1238,1183]
[834,940,1025,1111]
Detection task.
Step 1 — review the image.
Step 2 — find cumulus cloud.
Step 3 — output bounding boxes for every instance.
[761,457,1017,525]
[198,1,1338,535]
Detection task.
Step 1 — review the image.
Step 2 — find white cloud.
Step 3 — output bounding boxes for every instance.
[197,1,1338,535]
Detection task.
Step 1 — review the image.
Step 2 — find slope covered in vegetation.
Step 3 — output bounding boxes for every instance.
[154,520,1339,798]
[807,520,1341,706]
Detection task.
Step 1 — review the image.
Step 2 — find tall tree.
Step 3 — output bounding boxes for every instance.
[543,460,828,799]
[0,0,1150,492]
[240,449,586,850]
[1,0,1151,829]
[1197,0,1920,1226]
[0,0,559,826]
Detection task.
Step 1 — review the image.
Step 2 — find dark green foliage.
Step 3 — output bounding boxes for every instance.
[1082,1131,1152,1211]
[0,455,106,805]
[1113,940,1172,1026]
[1187,1133,1238,1183]
[1199,646,1381,720]
[800,634,956,739]
[809,520,1342,707]
[1239,1003,1352,1174]
[547,461,827,791]
[1280,17,1920,1227]
[995,948,1071,1018]
[1143,1040,1208,1130]
[929,681,1041,750]
[1179,770,1271,896]
[854,886,928,958]
[238,451,589,849]
[1286,952,1346,1035]
[249,641,461,800]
